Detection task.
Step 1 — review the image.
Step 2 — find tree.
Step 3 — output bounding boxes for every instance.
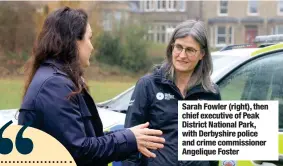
[95,24,150,73]
[95,32,124,66]
[34,1,82,37]
[0,1,36,55]
[121,25,150,72]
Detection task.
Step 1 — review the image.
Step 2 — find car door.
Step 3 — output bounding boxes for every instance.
[217,51,283,166]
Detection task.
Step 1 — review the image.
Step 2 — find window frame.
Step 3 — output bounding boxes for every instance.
[178,0,186,12]
[156,0,166,11]
[273,25,283,34]
[278,0,283,15]
[144,0,155,12]
[102,11,112,31]
[167,0,177,11]
[215,26,234,47]
[215,26,227,48]
[247,0,259,16]
[218,0,228,16]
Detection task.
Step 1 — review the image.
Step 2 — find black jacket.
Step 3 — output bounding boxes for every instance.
[18,59,138,166]
[122,66,221,166]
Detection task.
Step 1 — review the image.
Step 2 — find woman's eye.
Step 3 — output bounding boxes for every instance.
[176,45,183,50]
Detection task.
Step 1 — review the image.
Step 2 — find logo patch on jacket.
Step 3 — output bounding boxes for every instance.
[156,92,174,100]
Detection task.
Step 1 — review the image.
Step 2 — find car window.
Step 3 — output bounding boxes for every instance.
[100,88,134,113]
[212,55,244,71]
[218,51,283,129]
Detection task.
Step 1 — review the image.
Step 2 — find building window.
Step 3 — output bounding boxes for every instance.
[215,26,233,47]
[147,26,154,41]
[162,0,166,9]
[166,26,175,42]
[147,25,176,43]
[123,12,129,21]
[173,1,177,9]
[278,0,283,15]
[156,26,164,43]
[114,11,122,21]
[219,0,228,15]
[36,7,44,14]
[156,0,166,11]
[216,26,226,46]
[154,0,184,12]
[161,25,166,43]
[178,0,186,11]
[248,0,259,15]
[103,11,112,31]
[145,0,155,11]
[157,1,161,10]
[273,25,283,34]
[228,26,233,44]
[114,11,122,30]
[168,0,177,11]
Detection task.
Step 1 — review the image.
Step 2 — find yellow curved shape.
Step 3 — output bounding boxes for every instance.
[251,42,283,56]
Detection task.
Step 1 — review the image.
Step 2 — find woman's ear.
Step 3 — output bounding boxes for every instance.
[199,51,205,60]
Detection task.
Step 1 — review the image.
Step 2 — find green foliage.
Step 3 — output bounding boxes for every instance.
[5,50,30,61]
[0,2,36,53]
[122,25,150,72]
[95,25,151,73]
[95,32,124,66]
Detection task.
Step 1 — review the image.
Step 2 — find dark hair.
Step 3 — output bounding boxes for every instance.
[23,6,88,99]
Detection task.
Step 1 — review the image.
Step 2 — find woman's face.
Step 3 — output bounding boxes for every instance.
[77,23,93,68]
[172,35,204,74]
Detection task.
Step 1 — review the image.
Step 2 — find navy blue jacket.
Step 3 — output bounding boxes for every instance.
[122,65,221,166]
[18,59,137,166]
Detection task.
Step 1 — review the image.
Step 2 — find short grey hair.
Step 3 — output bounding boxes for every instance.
[165,20,216,93]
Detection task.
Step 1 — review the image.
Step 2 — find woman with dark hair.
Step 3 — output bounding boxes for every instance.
[123,20,221,166]
[18,7,165,166]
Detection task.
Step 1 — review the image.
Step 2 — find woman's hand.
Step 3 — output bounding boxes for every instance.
[129,122,165,158]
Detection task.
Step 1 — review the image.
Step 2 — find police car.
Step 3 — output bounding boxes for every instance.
[1,35,283,166]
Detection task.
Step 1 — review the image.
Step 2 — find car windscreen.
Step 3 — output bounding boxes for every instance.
[212,55,244,72]
[98,88,134,113]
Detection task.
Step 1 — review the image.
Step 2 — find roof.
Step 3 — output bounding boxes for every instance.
[251,42,283,56]
[268,17,283,24]
[240,17,264,24]
[219,44,256,51]
[211,48,259,57]
[208,17,238,24]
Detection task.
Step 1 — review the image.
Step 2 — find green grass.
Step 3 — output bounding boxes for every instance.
[0,79,24,110]
[0,79,135,110]
[88,81,134,103]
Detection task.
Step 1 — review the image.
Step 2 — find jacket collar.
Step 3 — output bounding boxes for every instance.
[152,63,209,95]
[43,59,88,89]
[43,59,68,77]
[152,63,173,85]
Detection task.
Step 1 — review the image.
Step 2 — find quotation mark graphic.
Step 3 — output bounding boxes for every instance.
[0,120,34,155]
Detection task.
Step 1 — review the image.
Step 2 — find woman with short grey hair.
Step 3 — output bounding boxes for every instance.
[123,20,221,166]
